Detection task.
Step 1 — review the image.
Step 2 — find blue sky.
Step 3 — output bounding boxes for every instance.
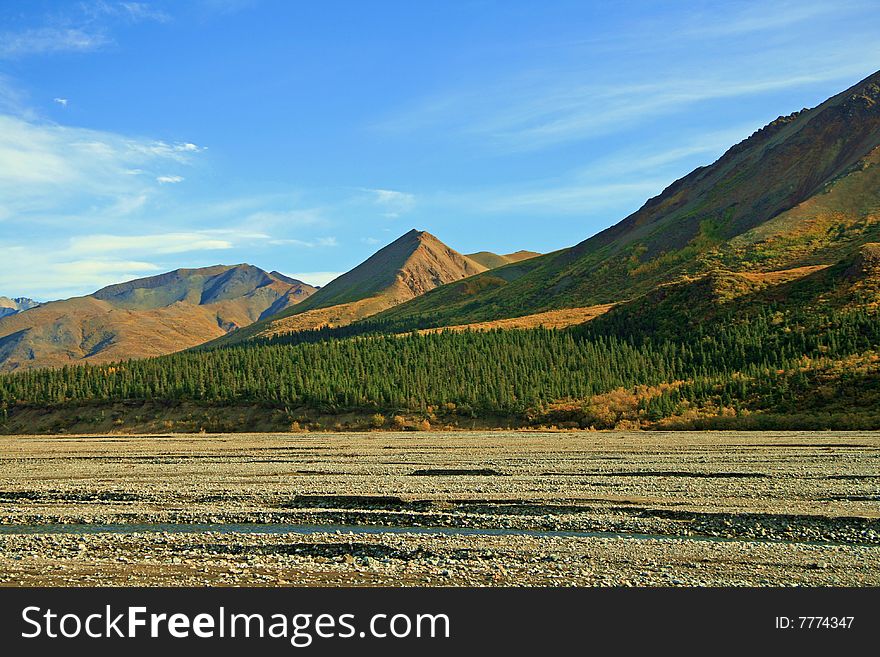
[2,0,879,299]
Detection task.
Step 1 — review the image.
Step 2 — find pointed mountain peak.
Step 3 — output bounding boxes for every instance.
[259,230,486,318]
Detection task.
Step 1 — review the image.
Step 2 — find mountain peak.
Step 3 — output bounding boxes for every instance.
[279,229,486,312]
[397,228,440,245]
[207,230,492,345]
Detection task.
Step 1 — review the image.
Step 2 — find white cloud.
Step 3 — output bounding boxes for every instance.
[53,97,68,107]
[130,140,206,162]
[67,232,243,256]
[0,226,280,298]
[676,1,858,39]
[156,175,184,184]
[468,66,876,152]
[0,245,163,300]
[0,114,204,220]
[430,122,763,220]
[461,180,667,217]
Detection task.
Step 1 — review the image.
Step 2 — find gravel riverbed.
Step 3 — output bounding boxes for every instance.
[0,430,877,586]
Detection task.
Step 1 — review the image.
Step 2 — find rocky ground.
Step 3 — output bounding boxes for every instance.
[0,430,878,586]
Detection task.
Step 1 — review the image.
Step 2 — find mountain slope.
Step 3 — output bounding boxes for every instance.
[372,69,880,330]
[0,265,316,371]
[209,230,489,345]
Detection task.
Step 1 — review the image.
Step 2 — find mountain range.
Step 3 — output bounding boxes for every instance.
[0,237,539,370]
[0,266,315,371]
[2,69,880,431]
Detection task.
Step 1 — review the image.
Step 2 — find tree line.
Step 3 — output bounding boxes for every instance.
[0,306,878,425]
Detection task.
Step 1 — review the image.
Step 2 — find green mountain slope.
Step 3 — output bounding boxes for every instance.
[583,243,880,342]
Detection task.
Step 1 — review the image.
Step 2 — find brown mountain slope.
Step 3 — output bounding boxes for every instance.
[371,69,880,329]
[209,230,488,344]
[0,265,316,371]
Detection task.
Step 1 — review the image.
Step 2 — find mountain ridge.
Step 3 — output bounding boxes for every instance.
[0,265,317,371]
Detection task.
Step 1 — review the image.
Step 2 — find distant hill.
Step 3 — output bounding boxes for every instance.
[208,229,489,345]
[372,69,880,330]
[0,265,316,371]
[465,250,541,269]
[0,297,39,319]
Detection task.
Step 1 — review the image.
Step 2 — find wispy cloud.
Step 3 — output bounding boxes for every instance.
[67,232,240,255]
[0,114,204,216]
[375,2,880,153]
[361,187,415,218]
[156,174,183,184]
[84,1,171,24]
[431,122,761,220]
[53,97,69,107]
[676,0,863,39]
[446,180,666,218]
[0,243,163,300]
[0,227,274,298]
[387,63,877,154]
[0,2,171,60]
[268,236,339,248]
[0,75,34,118]
[0,28,109,59]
